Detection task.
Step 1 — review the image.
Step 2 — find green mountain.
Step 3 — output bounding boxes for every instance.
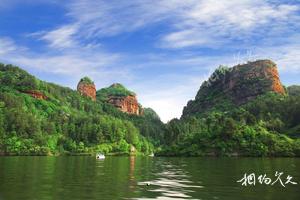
[0,63,164,155]
[160,60,300,157]
[1,60,300,157]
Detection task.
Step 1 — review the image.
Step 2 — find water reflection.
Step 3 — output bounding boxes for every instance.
[129,156,137,191]
[0,157,299,200]
[135,161,203,200]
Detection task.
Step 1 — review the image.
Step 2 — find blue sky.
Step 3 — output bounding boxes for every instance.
[1,0,300,122]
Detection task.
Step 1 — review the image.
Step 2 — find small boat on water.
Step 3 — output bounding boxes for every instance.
[149,153,154,157]
[96,153,105,159]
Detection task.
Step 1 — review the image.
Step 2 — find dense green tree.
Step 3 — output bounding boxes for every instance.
[0,63,160,155]
[159,92,300,157]
[1,63,300,157]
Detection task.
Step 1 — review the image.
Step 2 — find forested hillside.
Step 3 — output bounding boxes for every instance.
[0,63,164,155]
[1,60,300,157]
[160,60,300,157]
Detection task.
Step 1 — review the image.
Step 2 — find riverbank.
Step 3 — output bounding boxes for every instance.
[1,152,300,157]
[0,151,146,156]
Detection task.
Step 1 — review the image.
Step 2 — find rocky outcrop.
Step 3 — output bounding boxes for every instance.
[223,60,285,103]
[97,83,142,115]
[77,77,96,101]
[182,60,286,117]
[108,95,140,115]
[24,90,47,100]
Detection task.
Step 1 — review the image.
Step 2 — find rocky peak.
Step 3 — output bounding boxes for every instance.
[77,77,96,101]
[183,59,286,117]
[229,60,285,96]
[97,83,141,115]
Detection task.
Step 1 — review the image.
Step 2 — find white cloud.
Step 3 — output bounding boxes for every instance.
[160,29,218,49]
[0,37,18,55]
[182,1,298,28]
[0,36,132,88]
[160,0,299,48]
[66,0,171,37]
[30,0,299,51]
[38,25,79,49]
[43,0,298,49]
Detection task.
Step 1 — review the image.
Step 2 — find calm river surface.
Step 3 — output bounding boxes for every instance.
[0,156,299,200]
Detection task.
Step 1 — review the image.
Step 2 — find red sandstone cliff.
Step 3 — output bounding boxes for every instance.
[183,60,286,116]
[77,77,96,101]
[97,83,142,115]
[108,95,141,115]
[227,60,285,99]
[266,65,285,94]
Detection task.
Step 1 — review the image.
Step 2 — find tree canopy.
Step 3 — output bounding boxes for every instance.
[0,63,161,155]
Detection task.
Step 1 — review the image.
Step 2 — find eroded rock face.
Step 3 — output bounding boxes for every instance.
[219,60,285,104]
[182,60,286,116]
[77,80,96,101]
[266,65,285,94]
[108,95,140,115]
[24,90,47,100]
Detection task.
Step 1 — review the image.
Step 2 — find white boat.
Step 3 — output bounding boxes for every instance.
[149,153,154,157]
[96,154,105,159]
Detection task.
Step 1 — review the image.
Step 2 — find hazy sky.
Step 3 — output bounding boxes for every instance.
[1,0,300,122]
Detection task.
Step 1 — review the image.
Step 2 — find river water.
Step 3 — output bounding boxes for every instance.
[0,156,299,200]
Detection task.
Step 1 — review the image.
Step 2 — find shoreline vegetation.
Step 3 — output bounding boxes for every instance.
[1,61,300,157]
[1,152,300,157]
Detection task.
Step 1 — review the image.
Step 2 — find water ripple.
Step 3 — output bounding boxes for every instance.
[134,164,203,200]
